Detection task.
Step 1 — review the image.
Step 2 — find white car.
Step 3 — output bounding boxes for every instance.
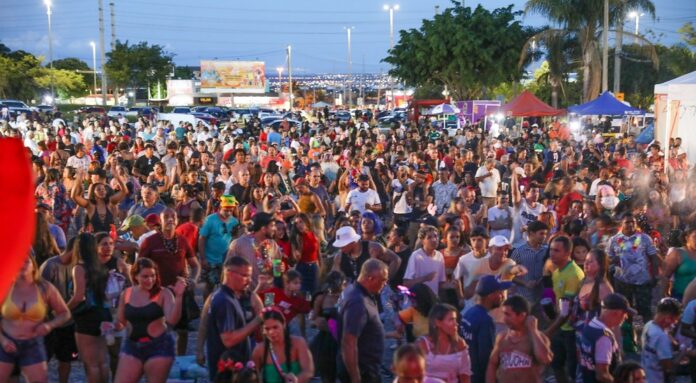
[107,106,128,118]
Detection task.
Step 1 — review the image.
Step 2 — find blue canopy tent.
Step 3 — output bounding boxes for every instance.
[568,91,644,116]
[635,124,654,144]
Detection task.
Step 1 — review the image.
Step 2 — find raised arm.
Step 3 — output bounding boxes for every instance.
[370,242,401,279]
[70,173,90,209]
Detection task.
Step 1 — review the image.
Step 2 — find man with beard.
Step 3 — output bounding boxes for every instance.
[227,212,280,290]
[139,208,201,355]
[460,275,511,383]
[199,196,239,298]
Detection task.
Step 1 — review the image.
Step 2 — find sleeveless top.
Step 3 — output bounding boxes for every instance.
[339,241,371,283]
[420,337,471,383]
[1,283,47,322]
[86,206,115,233]
[674,247,696,298]
[495,330,540,382]
[298,194,318,214]
[262,361,301,383]
[577,321,620,383]
[176,199,197,224]
[123,288,164,341]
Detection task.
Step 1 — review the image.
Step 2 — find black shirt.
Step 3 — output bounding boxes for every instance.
[134,155,158,179]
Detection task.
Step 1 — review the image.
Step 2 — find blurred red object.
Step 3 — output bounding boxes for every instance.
[0,139,35,302]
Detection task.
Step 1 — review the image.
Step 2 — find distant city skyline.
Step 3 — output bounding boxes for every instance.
[1,0,693,74]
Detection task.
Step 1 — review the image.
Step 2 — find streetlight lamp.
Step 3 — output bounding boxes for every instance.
[90,41,97,96]
[628,11,645,43]
[276,67,283,94]
[383,4,399,109]
[44,0,55,101]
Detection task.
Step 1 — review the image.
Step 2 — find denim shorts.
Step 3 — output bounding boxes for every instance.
[0,332,47,367]
[120,332,175,363]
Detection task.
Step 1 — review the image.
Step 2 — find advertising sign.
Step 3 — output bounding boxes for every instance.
[200,61,266,94]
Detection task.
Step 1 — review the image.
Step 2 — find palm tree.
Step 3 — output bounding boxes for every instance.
[524,0,656,101]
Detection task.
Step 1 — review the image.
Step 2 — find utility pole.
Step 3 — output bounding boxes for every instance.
[90,42,97,96]
[601,0,609,93]
[98,0,108,105]
[614,13,624,93]
[109,2,116,50]
[287,45,293,111]
[345,27,353,108]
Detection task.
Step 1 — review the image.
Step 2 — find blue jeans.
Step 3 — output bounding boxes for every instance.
[296,262,318,295]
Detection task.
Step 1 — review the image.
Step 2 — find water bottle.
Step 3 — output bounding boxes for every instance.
[105,328,115,346]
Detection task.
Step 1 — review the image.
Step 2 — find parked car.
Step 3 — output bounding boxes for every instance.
[335,110,352,122]
[0,99,34,117]
[107,106,128,118]
[267,119,301,130]
[33,104,56,114]
[77,106,107,115]
[171,107,192,114]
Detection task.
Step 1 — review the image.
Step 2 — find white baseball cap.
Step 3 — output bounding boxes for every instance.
[332,226,361,248]
[489,235,511,248]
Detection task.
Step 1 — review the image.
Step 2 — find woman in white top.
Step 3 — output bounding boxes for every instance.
[415,304,471,383]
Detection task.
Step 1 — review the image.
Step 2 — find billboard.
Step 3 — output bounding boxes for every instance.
[167,79,195,106]
[200,61,266,94]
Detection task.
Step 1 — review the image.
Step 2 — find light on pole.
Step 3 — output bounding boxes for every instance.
[345,26,354,108]
[384,4,399,109]
[628,11,644,43]
[44,0,55,101]
[276,67,283,94]
[90,41,98,96]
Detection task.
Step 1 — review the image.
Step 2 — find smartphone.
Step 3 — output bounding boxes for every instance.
[264,292,275,307]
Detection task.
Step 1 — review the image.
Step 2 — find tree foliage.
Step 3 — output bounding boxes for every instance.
[105,40,174,93]
[524,0,656,101]
[0,45,85,101]
[383,2,538,100]
[678,22,696,47]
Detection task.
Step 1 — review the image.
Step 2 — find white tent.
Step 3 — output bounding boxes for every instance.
[654,71,696,167]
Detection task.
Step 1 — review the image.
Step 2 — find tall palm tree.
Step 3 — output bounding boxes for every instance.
[524,0,655,101]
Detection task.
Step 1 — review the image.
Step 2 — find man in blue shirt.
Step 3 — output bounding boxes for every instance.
[267,125,282,146]
[460,275,511,383]
[205,256,263,381]
[199,195,239,298]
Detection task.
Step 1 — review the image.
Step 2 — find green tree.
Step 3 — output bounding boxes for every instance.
[525,0,656,102]
[0,50,43,101]
[678,22,696,47]
[383,2,538,100]
[105,40,174,99]
[35,68,87,99]
[52,58,92,93]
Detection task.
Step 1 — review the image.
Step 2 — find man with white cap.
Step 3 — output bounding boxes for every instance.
[331,225,401,283]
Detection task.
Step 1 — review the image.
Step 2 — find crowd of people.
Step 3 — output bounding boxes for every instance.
[0,106,695,383]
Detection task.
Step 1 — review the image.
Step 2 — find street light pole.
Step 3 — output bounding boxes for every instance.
[629,11,644,43]
[345,27,354,108]
[276,67,283,97]
[384,4,399,109]
[44,0,55,101]
[90,41,97,96]
[287,45,293,111]
[98,0,108,106]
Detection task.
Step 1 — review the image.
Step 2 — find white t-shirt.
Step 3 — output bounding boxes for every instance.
[475,166,500,198]
[641,321,673,383]
[453,251,490,312]
[511,199,546,246]
[488,205,513,240]
[404,248,446,295]
[587,317,617,365]
[345,188,381,215]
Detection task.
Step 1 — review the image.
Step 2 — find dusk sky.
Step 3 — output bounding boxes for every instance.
[1,0,694,74]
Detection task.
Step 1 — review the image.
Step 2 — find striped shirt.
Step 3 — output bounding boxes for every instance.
[510,242,548,302]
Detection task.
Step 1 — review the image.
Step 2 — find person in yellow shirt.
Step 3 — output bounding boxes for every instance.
[546,235,585,383]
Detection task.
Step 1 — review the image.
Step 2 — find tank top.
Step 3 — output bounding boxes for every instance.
[421,337,470,383]
[176,199,197,224]
[674,248,696,298]
[339,241,371,282]
[123,288,164,341]
[298,194,318,214]
[495,330,540,382]
[86,206,115,233]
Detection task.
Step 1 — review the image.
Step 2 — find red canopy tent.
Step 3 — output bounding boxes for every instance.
[500,90,565,117]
